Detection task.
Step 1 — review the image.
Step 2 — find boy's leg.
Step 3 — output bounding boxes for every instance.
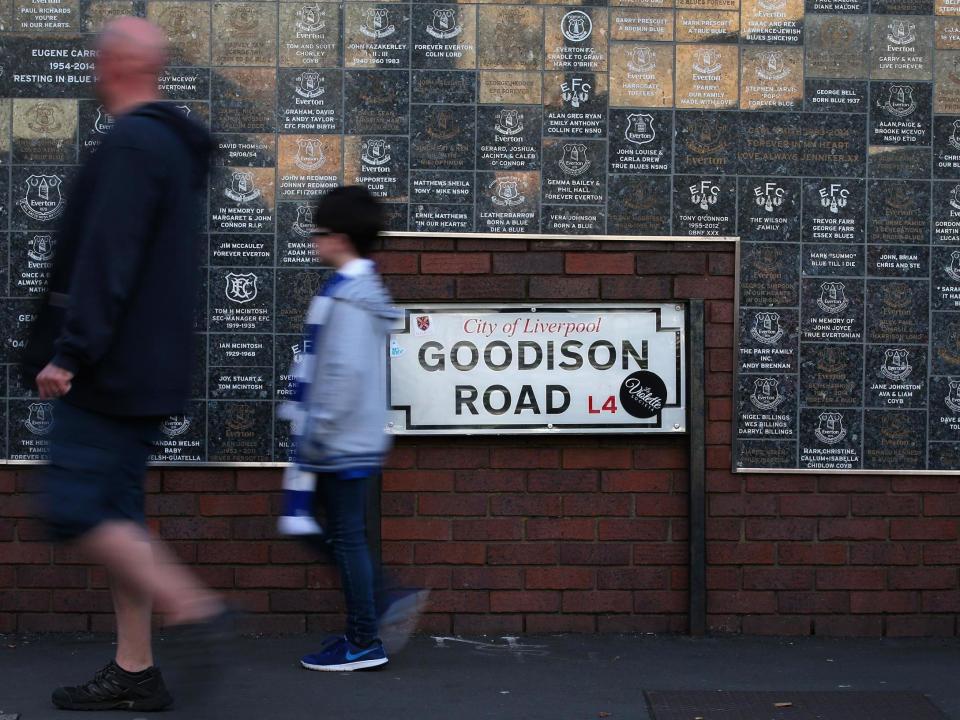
[319,473,379,646]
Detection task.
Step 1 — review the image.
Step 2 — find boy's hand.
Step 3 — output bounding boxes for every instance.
[37,363,74,399]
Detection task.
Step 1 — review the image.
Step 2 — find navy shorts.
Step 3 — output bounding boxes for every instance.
[42,401,163,541]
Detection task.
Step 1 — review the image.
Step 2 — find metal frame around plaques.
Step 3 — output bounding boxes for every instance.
[0,234,737,468]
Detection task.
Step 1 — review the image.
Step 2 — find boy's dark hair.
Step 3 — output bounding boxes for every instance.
[312,185,383,257]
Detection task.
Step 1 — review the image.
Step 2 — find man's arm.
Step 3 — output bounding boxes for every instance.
[51,143,160,376]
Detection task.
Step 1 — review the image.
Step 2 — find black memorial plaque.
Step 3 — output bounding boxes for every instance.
[0,0,957,471]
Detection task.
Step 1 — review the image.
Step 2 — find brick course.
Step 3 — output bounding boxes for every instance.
[2,240,959,636]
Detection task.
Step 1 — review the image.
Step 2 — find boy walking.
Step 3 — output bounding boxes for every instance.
[279,186,405,671]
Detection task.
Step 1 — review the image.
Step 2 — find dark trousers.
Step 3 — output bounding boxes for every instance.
[313,473,380,647]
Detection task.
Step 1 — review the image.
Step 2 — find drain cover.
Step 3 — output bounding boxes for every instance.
[645,691,948,720]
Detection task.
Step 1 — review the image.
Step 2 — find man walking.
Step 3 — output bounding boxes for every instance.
[22,17,222,712]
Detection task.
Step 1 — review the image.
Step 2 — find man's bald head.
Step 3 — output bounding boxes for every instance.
[95,17,168,114]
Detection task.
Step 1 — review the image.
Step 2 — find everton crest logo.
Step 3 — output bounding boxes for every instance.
[758,0,786,10]
[815,412,847,445]
[754,182,785,212]
[225,171,260,203]
[559,144,590,176]
[427,110,459,140]
[947,380,960,414]
[225,272,259,304]
[94,105,115,134]
[685,117,724,154]
[494,108,523,136]
[292,204,316,238]
[26,102,61,135]
[819,183,849,214]
[560,77,591,108]
[296,3,325,32]
[20,175,65,223]
[625,113,655,146]
[360,138,391,166]
[750,378,784,411]
[817,281,848,314]
[228,4,258,33]
[948,251,960,282]
[879,85,916,118]
[689,180,719,211]
[692,48,722,75]
[25,402,54,436]
[226,404,257,433]
[880,348,912,382]
[950,119,960,151]
[160,415,191,437]
[360,7,395,38]
[560,10,592,42]
[294,139,325,171]
[27,234,55,263]
[491,177,524,206]
[426,7,462,39]
[950,184,960,211]
[626,46,655,74]
[295,71,323,99]
[175,104,191,116]
[756,50,789,81]
[751,312,784,346]
[887,19,916,46]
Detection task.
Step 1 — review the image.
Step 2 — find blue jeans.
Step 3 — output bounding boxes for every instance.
[315,473,379,647]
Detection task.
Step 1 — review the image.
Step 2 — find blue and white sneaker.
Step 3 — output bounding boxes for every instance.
[379,589,430,654]
[300,637,388,672]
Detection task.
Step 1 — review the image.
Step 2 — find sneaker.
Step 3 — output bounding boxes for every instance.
[301,637,389,672]
[379,589,430,654]
[51,661,173,711]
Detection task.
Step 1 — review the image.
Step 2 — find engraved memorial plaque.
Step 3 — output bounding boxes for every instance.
[542,138,605,206]
[929,375,960,443]
[344,3,410,69]
[278,69,342,134]
[212,2,277,67]
[209,336,273,401]
[741,0,804,44]
[863,409,926,469]
[150,1,210,66]
[210,268,274,334]
[211,68,276,133]
[476,106,542,171]
[606,175,672,234]
[9,232,55,297]
[343,136,409,201]
[870,81,932,145]
[151,402,206,463]
[158,69,211,102]
[2,36,97,98]
[867,179,930,244]
[210,166,276,233]
[15,0,78,31]
[936,17,960,49]
[675,0,739,11]
[804,79,868,112]
[672,175,736,236]
[932,246,960,308]
[740,46,803,110]
[800,344,863,406]
[478,72,541,105]
[413,70,477,104]
[739,112,803,175]
[411,105,475,170]
[675,10,739,42]
[938,0,960,15]
[609,43,674,107]
[277,134,341,201]
[800,114,866,177]
[412,4,477,69]
[10,166,73,232]
[801,277,864,342]
[276,202,321,266]
[737,374,798,439]
[870,16,933,80]
[802,178,865,243]
[806,0,866,12]
[805,15,868,79]
[80,0,141,34]
[865,345,927,408]
[475,171,540,233]
[738,177,801,241]
[935,50,960,113]
[275,268,330,333]
[410,202,474,232]
[207,401,273,462]
[934,116,960,176]
[344,70,409,135]
[210,233,274,266]
[545,7,608,72]
[675,43,739,109]
[279,2,341,68]
[8,398,54,461]
[541,206,605,235]
[868,145,931,179]
[213,133,276,168]
[866,279,929,344]
[932,313,960,375]
[543,72,608,137]
[12,99,77,164]
[410,170,475,205]
[867,244,929,277]
[735,440,797,469]
[739,242,801,307]
[611,8,675,41]
[674,110,737,174]
[478,5,543,70]
[799,408,862,469]
[934,181,960,244]
[608,108,671,174]
[802,244,865,276]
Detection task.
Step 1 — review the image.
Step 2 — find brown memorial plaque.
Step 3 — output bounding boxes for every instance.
[212,2,278,67]
[609,42,674,107]
[740,46,803,110]
[675,43,739,108]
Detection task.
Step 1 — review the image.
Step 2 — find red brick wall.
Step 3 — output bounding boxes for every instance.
[2,238,958,637]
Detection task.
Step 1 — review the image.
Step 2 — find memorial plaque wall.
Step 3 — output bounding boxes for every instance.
[0,0,955,469]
